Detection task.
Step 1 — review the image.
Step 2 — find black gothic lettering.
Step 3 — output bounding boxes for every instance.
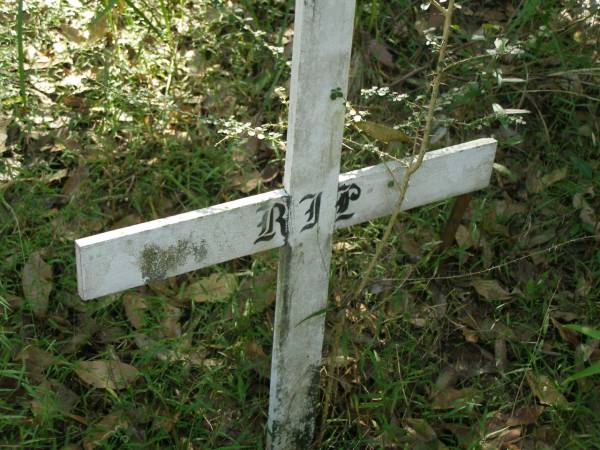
[300,192,322,232]
[335,183,361,222]
[254,203,288,244]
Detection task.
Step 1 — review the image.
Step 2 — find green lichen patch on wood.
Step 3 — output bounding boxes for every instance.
[139,239,207,282]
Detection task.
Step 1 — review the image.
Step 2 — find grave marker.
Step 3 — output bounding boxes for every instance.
[75,1,497,448]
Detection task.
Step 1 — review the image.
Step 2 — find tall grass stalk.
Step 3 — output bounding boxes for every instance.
[16,0,26,104]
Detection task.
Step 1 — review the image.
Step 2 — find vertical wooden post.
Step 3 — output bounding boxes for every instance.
[267,1,356,448]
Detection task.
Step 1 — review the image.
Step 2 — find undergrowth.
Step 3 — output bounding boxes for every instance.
[0,0,599,448]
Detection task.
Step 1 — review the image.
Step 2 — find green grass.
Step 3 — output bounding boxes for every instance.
[1,0,599,448]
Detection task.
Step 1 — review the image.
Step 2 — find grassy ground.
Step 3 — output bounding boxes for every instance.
[1,0,599,448]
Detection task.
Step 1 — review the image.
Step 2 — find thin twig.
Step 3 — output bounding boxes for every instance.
[378,235,598,283]
[389,65,428,87]
[355,0,456,298]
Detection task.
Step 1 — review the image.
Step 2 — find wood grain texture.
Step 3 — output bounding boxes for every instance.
[267,1,357,448]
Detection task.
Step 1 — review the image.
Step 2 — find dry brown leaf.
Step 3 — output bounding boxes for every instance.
[506,405,544,427]
[31,379,79,417]
[481,238,494,269]
[573,194,598,230]
[526,373,569,408]
[399,234,422,260]
[245,341,267,360]
[495,339,508,371]
[484,427,522,448]
[471,279,511,301]
[368,39,395,68]
[123,292,148,330]
[76,360,140,390]
[455,224,480,248]
[111,214,142,230]
[62,163,88,197]
[550,316,579,347]
[494,199,527,218]
[97,326,127,344]
[527,229,556,248]
[322,354,357,370]
[231,170,262,193]
[44,168,69,184]
[241,271,277,312]
[161,304,182,338]
[443,423,478,448]
[526,168,544,194]
[576,276,592,297]
[462,328,479,343]
[261,164,279,183]
[541,167,568,187]
[186,273,237,303]
[403,418,438,443]
[22,251,53,318]
[431,387,481,410]
[88,15,108,43]
[59,21,85,43]
[0,116,9,155]
[16,346,57,382]
[433,366,459,393]
[527,167,568,194]
[85,413,129,447]
[354,121,412,143]
[245,341,269,377]
[62,315,101,354]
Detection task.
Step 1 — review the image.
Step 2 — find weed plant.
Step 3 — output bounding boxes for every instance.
[0,0,598,448]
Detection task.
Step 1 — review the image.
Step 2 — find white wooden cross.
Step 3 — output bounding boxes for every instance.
[75,1,497,448]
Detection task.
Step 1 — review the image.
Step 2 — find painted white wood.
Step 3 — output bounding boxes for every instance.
[334,138,497,229]
[75,139,497,301]
[267,1,357,448]
[75,190,288,300]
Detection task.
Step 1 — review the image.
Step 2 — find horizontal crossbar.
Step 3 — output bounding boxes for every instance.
[76,138,496,300]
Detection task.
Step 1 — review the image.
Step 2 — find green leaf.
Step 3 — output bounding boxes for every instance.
[563,324,600,340]
[565,360,600,383]
[570,155,593,179]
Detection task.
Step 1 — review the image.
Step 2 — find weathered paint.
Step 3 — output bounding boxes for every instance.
[75,190,288,300]
[334,138,497,229]
[75,139,497,300]
[266,1,357,448]
[139,239,207,282]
